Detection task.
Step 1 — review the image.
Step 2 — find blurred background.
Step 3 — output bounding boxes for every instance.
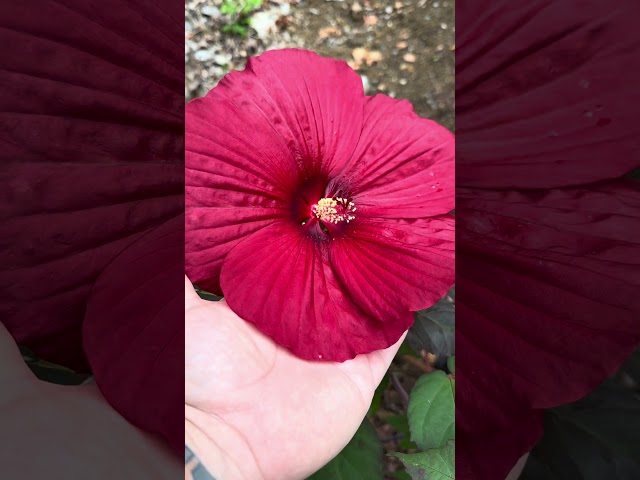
[185,0,454,131]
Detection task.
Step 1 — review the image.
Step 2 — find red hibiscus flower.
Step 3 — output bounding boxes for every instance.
[185,49,455,361]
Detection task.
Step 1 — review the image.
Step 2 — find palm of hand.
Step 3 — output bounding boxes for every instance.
[185,278,405,480]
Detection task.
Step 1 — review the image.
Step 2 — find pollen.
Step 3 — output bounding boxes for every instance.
[311,197,356,225]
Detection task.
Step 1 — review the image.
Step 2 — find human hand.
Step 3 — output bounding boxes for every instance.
[185,275,406,480]
[0,323,181,479]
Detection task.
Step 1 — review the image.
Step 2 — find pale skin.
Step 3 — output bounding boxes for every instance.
[185,276,527,480]
[185,275,407,480]
[0,323,181,479]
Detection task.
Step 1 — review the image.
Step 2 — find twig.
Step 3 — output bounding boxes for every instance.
[390,372,409,408]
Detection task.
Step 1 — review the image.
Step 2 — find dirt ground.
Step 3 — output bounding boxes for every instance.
[185,0,454,130]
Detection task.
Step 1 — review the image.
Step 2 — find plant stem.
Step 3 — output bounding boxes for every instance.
[391,372,409,407]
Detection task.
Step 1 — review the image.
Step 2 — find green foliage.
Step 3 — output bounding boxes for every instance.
[306,418,384,480]
[446,355,455,375]
[219,0,263,37]
[407,287,455,357]
[394,471,414,480]
[19,346,91,385]
[521,380,640,479]
[368,373,390,417]
[385,414,418,451]
[194,285,222,302]
[407,370,455,450]
[393,441,455,480]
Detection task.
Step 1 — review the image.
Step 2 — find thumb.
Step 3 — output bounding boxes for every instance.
[0,323,36,385]
[185,275,203,312]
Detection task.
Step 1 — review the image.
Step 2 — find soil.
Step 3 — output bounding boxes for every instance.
[186,0,454,130]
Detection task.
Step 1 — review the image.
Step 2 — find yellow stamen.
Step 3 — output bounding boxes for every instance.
[311,197,356,224]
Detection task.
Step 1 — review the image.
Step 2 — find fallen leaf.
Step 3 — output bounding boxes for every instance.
[352,47,383,68]
[319,26,341,39]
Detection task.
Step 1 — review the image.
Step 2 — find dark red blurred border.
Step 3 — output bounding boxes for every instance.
[456,1,640,478]
[0,0,184,457]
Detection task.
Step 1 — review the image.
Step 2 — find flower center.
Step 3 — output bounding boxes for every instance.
[311,197,356,224]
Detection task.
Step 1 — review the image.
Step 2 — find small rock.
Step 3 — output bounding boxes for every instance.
[363,15,378,26]
[396,41,408,49]
[399,78,408,85]
[319,26,341,39]
[385,6,393,13]
[214,54,232,65]
[403,53,417,63]
[194,49,215,62]
[251,7,286,39]
[351,2,363,13]
[201,5,220,18]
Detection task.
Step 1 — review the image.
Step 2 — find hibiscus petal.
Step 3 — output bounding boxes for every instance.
[217,49,366,178]
[185,49,367,293]
[335,94,454,218]
[456,180,640,476]
[330,216,455,320]
[457,1,640,188]
[457,411,543,480]
[219,223,411,361]
[83,215,184,456]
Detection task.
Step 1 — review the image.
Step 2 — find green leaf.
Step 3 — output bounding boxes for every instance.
[193,285,222,302]
[407,287,455,356]
[408,370,455,450]
[307,418,384,480]
[220,0,240,15]
[368,373,390,417]
[621,346,640,383]
[385,414,418,450]
[19,345,91,385]
[446,356,455,374]
[394,470,413,480]
[242,0,262,13]
[385,414,410,434]
[393,441,455,480]
[222,23,248,36]
[521,381,640,480]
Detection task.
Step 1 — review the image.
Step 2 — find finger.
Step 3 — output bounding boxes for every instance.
[0,322,35,382]
[505,452,529,480]
[184,275,202,311]
[337,330,408,400]
[368,330,408,384]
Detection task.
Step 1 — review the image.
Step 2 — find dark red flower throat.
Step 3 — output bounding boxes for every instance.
[291,176,355,239]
